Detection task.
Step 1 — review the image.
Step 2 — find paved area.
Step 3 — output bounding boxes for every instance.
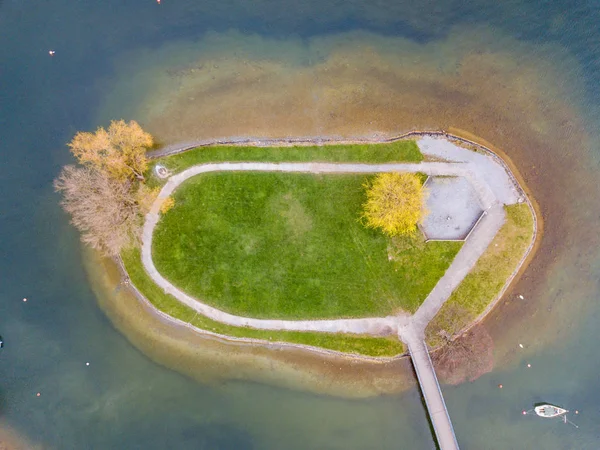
[421,176,484,240]
[418,136,521,205]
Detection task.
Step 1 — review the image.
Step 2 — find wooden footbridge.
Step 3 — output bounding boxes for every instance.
[406,335,460,450]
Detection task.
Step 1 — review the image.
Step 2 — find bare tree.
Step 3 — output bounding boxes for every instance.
[54,165,149,256]
[432,325,494,385]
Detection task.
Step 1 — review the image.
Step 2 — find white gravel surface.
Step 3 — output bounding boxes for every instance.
[417,136,520,205]
[421,176,484,240]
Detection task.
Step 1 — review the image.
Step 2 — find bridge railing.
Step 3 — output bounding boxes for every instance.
[408,339,460,450]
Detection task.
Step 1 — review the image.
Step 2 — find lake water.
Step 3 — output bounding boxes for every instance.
[2,0,600,448]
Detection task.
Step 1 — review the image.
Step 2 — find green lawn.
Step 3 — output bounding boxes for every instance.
[122,248,406,357]
[121,140,532,357]
[153,172,462,319]
[147,140,423,187]
[425,204,535,348]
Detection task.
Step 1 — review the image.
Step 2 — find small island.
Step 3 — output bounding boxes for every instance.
[55,122,536,362]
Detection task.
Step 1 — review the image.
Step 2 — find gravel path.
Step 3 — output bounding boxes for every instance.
[402,204,506,339]
[142,157,513,335]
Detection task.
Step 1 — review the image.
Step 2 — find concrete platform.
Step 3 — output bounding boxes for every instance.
[421,176,484,241]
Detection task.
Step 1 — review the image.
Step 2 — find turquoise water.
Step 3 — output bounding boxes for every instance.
[2,0,600,448]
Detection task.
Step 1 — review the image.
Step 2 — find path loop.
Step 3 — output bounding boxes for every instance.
[141,143,518,340]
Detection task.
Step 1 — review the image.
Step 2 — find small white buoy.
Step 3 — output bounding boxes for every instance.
[23,298,27,302]
[519,343,524,348]
[527,363,531,368]
[36,392,41,397]
[575,410,579,414]
[85,362,90,366]
[522,410,527,415]
[48,50,55,56]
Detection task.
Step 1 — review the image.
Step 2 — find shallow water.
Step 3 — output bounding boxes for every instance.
[2,0,600,448]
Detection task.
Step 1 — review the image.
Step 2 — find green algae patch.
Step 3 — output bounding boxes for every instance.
[152,172,461,319]
[122,248,405,357]
[425,204,535,348]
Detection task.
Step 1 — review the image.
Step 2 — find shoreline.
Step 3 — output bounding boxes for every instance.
[113,256,404,364]
[428,129,541,348]
[89,249,416,398]
[118,130,539,363]
[149,129,527,159]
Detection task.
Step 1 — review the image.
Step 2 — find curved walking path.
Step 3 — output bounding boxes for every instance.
[142,135,521,337]
[142,160,505,334]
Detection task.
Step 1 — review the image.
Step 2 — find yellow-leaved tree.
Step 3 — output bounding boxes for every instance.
[55,120,165,256]
[68,119,153,181]
[361,173,427,236]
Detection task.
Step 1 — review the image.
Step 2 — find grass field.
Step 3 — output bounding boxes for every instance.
[152,172,462,319]
[425,204,535,347]
[122,248,406,357]
[147,140,423,187]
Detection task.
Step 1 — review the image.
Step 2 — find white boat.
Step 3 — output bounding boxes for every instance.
[534,404,568,418]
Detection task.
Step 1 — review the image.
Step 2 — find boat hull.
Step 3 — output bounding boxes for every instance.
[534,404,568,418]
